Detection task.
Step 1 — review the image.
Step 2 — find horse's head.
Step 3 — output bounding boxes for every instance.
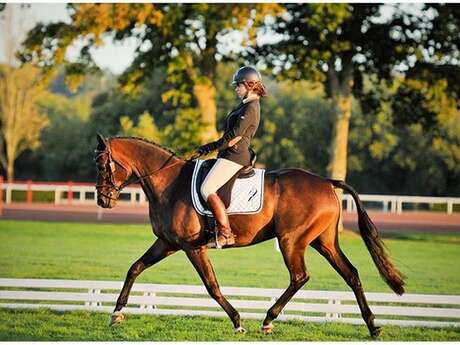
[94,134,133,208]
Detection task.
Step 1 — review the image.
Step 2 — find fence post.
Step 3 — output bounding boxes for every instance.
[327,299,341,319]
[140,192,146,205]
[141,291,156,310]
[447,199,453,215]
[67,181,73,205]
[396,198,403,214]
[86,288,101,307]
[6,182,11,204]
[97,207,103,221]
[130,191,136,204]
[26,180,33,204]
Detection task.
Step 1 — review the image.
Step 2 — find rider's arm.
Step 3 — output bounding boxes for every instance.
[228,136,242,147]
[212,106,256,151]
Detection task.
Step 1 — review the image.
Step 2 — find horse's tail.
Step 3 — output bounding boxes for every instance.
[329,179,406,295]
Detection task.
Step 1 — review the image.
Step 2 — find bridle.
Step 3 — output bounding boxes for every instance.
[95,141,193,201]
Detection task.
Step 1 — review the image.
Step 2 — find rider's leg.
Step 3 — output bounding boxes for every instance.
[200,158,243,248]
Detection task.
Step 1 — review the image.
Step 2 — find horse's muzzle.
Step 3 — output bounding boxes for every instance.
[97,195,115,208]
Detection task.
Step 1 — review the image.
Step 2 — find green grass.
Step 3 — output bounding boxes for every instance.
[0,219,459,341]
[1,220,459,294]
[9,190,55,203]
[1,309,459,341]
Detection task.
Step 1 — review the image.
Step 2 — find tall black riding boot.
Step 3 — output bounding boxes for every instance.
[206,193,235,249]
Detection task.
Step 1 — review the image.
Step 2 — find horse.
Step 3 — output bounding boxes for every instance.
[94,134,405,337]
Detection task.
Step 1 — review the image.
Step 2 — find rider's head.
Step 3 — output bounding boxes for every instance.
[232,66,267,100]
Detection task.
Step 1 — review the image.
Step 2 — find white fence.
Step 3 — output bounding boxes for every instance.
[1,182,146,206]
[0,278,459,328]
[2,181,460,214]
[342,194,460,215]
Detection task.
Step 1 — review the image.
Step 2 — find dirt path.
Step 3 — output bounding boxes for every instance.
[1,203,459,233]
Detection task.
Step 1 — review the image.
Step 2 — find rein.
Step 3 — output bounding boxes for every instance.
[95,143,200,199]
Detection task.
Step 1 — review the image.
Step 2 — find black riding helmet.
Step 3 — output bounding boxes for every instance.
[231,66,262,86]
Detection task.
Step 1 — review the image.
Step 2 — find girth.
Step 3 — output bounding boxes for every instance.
[196,159,255,209]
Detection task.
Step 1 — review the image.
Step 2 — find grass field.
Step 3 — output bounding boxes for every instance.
[0,219,459,341]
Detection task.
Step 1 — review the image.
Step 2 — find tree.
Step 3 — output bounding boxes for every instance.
[348,75,460,197]
[0,5,49,180]
[257,4,460,227]
[31,93,92,181]
[260,3,460,182]
[21,4,280,142]
[252,78,335,173]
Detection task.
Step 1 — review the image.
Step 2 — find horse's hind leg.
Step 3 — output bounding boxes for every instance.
[311,232,381,337]
[110,238,177,325]
[262,238,309,334]
[185,247,245,333]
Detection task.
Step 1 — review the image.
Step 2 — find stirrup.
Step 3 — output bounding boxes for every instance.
[207,230,235,249]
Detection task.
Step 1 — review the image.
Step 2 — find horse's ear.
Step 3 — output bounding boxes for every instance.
[96,133,106,148]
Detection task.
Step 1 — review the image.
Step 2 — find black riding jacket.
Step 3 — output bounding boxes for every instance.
[212,98,260,166]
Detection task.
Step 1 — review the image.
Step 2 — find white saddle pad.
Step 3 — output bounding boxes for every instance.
[191,159,265,216]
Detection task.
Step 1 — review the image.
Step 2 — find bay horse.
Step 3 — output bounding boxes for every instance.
[94,134,405,337]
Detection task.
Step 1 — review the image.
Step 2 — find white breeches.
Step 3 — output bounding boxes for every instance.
[200,158,243,201]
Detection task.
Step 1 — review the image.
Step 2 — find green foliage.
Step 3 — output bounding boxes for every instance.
[162,108,205,156]
[348,75,460,196]
[120,111,161,143]
[27,93,93,181]
[0,64,50,179]
[258,3,460,184]
[252,79,334,174]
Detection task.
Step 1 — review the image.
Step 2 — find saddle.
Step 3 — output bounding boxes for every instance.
[195,149,257,210]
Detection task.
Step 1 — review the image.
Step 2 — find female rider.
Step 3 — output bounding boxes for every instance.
[195,66,267,249]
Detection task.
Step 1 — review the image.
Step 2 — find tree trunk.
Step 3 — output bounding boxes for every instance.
[6,140,16,182]
[192,82,218,142]
[6,159,14,182]
[184,51,219,143]
[328,94,352,232]
[328,94,352,180]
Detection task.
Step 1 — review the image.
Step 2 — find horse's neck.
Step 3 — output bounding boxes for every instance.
[112,139,183,205]
[132,146,183,205]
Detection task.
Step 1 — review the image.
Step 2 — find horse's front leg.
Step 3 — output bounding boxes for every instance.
[185,247,245,334]
[110,238,177,325]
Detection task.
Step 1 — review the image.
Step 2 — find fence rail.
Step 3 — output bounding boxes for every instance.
[0,278,459,328]
[1,179,460,214]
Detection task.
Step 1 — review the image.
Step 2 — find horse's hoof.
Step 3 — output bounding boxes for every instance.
[234,326,246,334]
[261,323,273,335]
[370,326,382,338]
[109,312,125,326]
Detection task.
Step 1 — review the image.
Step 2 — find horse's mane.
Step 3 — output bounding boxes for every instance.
[109,136,178,157]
